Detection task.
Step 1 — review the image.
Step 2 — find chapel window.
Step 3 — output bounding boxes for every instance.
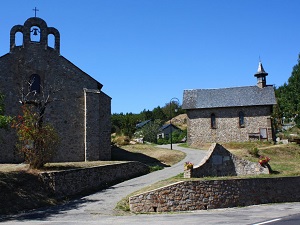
[48,34,55,48]
[239,111,245,128]
[211,113,216,129]
[30,26,41,42]
[15,31,23,46]
[30,74,41,94]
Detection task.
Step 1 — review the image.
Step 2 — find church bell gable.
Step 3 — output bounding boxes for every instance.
[10,17,60,54]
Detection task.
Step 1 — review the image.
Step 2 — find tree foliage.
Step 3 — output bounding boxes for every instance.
[11,80,61,169]
[274,54,300,128]
[111,102,185,139]
[12,105,59,169]
[141,119,162,143]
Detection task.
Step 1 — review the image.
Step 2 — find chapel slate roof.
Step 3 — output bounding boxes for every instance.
[182,85,276,110]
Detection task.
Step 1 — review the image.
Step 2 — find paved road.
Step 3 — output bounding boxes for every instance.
[1,144,300,225]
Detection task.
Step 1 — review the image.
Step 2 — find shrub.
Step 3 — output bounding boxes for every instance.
[12,105,59,169]
[248,147,260,158]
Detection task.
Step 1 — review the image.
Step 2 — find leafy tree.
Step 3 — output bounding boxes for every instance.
[162,101,181,120]
[274,54,300,128]
[12,105,59,169]
[11,81,60,168]
[141,119,161,143]
[111,112,143,137]
[152,106,167,123]
[140,109,153,121]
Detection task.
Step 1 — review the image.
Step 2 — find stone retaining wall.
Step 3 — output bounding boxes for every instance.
[129,176,300,213]
[184,143,268,178]
[39,161,149,197]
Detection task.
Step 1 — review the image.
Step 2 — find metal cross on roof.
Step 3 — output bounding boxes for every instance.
[32,7,39,17]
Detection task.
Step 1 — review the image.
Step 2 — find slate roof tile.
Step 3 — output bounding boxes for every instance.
[182,85,276,109]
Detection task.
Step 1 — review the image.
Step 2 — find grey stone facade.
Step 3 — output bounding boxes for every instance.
[186,105,274,145]
[0,17,111,163]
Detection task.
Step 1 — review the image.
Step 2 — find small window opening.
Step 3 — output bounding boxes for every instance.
[15,31,23,46]
[30,74,41,94]
[211,113,216,129]
[239,111,245,128]
[30,26,41,42]
[48,34,55,48]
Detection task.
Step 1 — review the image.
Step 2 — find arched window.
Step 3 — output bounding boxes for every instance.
[48,34,55,48]
[30,74,41,94]
[211,113,216,129]
[239,111,245,127]
[15,31,23,46]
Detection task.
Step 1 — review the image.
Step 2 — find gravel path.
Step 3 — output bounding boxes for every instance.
[3,144,207,222]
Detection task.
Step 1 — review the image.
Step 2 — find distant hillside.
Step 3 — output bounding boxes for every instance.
[166,113,187,130]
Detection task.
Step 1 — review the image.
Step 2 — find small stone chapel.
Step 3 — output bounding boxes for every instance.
[182,62,277,145]
[0,16,112,163]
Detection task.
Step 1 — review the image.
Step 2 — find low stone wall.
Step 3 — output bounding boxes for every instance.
[39,161,149,197]
[129,176,300,213]
[184,143,268,178]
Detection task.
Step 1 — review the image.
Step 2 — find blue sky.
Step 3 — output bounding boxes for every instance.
[1,0,300,114]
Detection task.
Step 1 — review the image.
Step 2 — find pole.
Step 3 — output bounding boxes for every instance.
[169,97,180,150]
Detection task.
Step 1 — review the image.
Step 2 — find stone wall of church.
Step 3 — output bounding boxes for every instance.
[0,18,111,163]
[186,105,273,146]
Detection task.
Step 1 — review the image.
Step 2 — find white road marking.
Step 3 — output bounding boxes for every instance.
[253,218,282,225]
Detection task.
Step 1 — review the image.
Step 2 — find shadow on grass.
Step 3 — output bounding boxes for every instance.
[0,187,114,222]
[111,146,170,168]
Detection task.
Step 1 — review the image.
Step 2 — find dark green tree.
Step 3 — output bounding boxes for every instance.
[274,54,300,128]
[152,106,167,124]
[162,101,181,120]
[141,119,161,143]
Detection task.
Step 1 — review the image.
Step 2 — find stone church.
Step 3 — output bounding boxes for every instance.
[182,62,276,145]
[0,17,111,163]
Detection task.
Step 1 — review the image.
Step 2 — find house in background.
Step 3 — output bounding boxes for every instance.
[136,120,151,129]
[0,17,111,163]
[157,124,181,140]
[182,62,276,146]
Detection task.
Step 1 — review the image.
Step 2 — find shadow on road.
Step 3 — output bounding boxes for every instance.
[111,146,169,167]
[0,186,120,222]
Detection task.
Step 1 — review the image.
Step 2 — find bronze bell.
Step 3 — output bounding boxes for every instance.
[31,28,39,36]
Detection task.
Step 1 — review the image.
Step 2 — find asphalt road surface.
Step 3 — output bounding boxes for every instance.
[1,144,300,225]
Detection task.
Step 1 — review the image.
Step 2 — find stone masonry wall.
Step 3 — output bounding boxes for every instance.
[0,17,112,163]
[187,106,273,146]
[39,161,149,197]
[129,176,300,213]
[184,143,268,178]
